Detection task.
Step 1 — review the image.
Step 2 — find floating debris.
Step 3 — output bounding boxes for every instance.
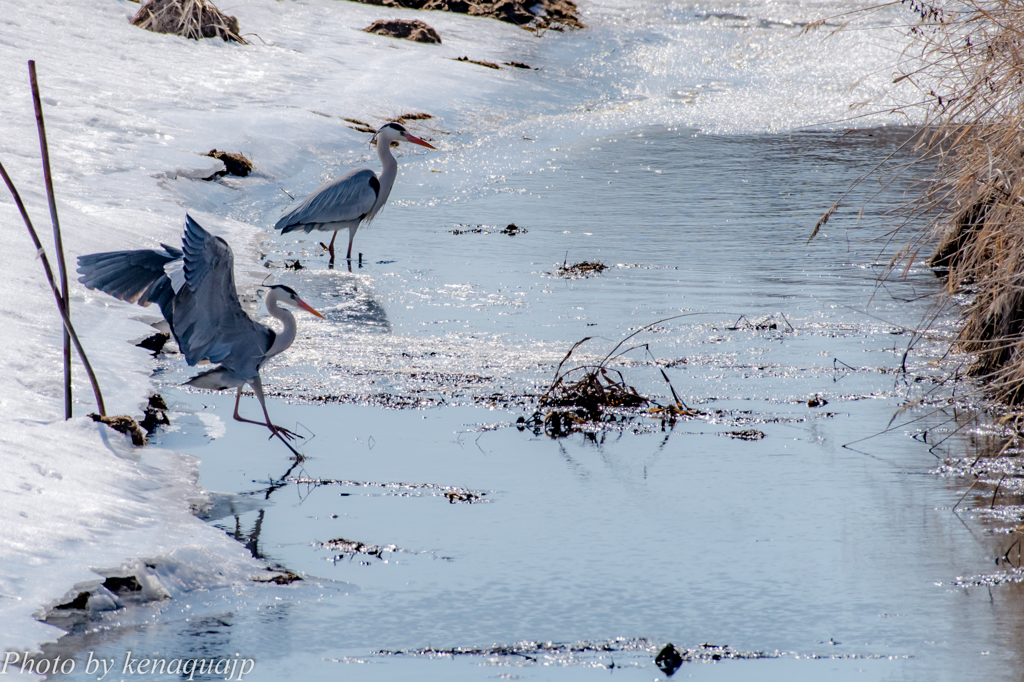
[364,19,442,44]
[655,643,684,676]
[502,222,527,235]
[318,537,419,562]
[504,61,533,69]
[724,429,766,441]
[555,260,608,278]
[131,0,246,43]
[290,476,489,502]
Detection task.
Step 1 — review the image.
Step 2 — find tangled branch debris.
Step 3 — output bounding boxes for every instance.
[555,260,607,278]
[131,0,247,43]
[521,318,699,437]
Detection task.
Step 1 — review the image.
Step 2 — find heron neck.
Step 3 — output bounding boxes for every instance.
[373,141,399,216]
[265,295,297,359]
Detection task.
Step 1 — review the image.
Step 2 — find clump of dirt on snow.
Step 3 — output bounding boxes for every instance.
[131,0,247,43]
[364,19,442,43]
[351,0,583,31]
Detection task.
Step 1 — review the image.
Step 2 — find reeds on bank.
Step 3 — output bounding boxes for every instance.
[891,0,1024,403]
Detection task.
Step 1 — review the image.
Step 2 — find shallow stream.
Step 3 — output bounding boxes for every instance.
[46,126,1024,680]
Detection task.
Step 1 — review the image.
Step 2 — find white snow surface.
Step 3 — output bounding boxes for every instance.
[0,0,922,652]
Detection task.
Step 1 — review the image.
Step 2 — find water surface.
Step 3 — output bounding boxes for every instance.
[51,127,1023,681]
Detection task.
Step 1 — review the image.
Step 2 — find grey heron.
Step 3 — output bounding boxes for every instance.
[274,122,436,265]
[77,215,324,455]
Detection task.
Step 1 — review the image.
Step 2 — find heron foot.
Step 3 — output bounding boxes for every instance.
[268,424,302,441]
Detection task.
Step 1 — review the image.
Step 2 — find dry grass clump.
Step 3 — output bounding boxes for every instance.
[523,319,698,438]
[131,0,247,43]
[555,260,608,278]
[871,0,1024,403]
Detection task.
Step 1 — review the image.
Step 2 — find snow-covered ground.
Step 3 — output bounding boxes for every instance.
[0,0,920,653]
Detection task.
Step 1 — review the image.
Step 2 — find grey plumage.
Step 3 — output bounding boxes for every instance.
[273,122,435,263]
[77,215,323,455]
[78,215,273,386]
[275,169,380,235]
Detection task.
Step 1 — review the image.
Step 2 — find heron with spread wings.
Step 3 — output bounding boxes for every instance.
[274,122,436,265]
[77,215,323,455]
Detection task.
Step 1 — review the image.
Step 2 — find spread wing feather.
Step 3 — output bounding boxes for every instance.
[170,216,274,378]
[274,168,379,233]
[77,245,181,322]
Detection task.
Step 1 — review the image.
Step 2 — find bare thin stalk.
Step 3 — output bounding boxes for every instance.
[29,60,72,420]
[0,159,106,416]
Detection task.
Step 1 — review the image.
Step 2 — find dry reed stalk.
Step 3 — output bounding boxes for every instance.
[0,160,106,416]
[131,0,247,44]
[29,61,72,419]
[865,0,1024,404]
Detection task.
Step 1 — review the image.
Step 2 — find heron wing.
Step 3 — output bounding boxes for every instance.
[77,245,182,322]
[274,169,380,232]
[170,216,274,377]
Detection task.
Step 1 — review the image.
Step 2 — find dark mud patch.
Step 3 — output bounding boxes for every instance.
[455,56,501,69]
[136,331,169,354]
[139,394,170,434]
[131,0,246,43]
[254,569,303,585]
[290,477,490,502]
[348,0,583,30]
[364,19,442,43]
[90,414,147,446]
[203,149,253,178]
[555,260,608,278]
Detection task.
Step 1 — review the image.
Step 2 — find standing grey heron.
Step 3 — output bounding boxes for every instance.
[274,122,436,265]
[77,215,324,456]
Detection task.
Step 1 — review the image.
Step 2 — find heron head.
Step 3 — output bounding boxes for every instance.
[372,122,436,150]
[267,284,325,318]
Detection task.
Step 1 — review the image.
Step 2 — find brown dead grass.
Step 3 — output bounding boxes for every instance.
[131,0,246,43]
[812,0,1024,404]
[895,0,1024,403]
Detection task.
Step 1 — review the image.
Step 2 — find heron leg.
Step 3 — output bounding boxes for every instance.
[233,380,303,455]
[327,232,337,265]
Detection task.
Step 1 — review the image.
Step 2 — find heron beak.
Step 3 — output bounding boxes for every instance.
[405,134,436,150]
[297,299,325,319]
